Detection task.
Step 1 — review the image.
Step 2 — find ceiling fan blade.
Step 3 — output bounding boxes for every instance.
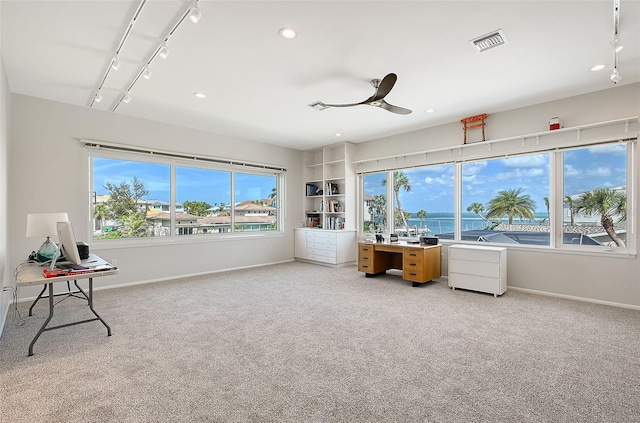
[369,73,397,102]
[323,102,367,108]
[379,100,412,115]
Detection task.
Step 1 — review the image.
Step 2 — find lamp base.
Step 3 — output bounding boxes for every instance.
[36,237,58,262]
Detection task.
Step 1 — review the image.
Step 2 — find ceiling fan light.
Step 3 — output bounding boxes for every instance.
[159,43,169,59]
[142,66,152,80]
[189,4,201,23]
[111,55,121,71]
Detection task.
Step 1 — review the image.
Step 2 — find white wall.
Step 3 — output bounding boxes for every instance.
[0,1,11,336]
[355,83,640,308]
[8,94,303,300]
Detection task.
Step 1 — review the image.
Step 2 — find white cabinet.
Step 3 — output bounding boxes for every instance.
[448,245,507,297]
[294,228,356,266]
[303,142,355,231]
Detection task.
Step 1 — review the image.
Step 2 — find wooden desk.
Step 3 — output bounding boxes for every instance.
[358,242,442,286]
[15,254,118,356]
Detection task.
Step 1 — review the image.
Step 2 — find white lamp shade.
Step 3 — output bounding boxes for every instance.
[26,213,69,238]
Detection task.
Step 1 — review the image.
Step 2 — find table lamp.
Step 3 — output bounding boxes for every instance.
[26,212,69,262]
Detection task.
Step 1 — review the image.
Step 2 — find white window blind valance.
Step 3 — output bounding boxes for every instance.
[354,117,638,174]
[82,139,287,172]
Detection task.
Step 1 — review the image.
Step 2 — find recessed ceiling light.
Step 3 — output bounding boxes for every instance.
[279,27,296,39]
[425,108,435,113]
[591,64,606,72]
[193,92,206,99]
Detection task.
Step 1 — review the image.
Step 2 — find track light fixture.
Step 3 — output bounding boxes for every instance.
[142,66,152,80]
[122,92,132,104]
[610,67,621,83]
[94,90,103,103]
[159,42,169,59]
[189,1,201,23]
[111,55,121,71]
[610,0,623,84]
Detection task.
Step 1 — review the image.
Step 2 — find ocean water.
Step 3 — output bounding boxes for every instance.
[404,212,549,235]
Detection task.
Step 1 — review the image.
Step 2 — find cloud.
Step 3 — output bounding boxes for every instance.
[499,154,547,168]
[462,161,487,176]
[564,164,580,177]
[588,144,626,156]
[587,167,612,177]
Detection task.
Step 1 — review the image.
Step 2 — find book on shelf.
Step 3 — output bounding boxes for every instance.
[325,199,342,212]
[306,183,318,196]
[325,216,345,230]
[325,182,339,195]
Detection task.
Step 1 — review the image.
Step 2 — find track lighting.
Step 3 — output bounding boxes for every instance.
[142,66,152,80]
[94,90,103,103]
[111,55,121,71]
[610,68,621,83]
[122,92,132,104]
[159,42,169,59]
[189,1,201,23]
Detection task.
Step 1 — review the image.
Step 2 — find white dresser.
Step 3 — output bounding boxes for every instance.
[294,228,356,266]
[448,244,507,297]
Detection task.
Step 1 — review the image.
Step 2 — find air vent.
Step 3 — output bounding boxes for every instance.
[309,101,329,111]
[470,29,508,52]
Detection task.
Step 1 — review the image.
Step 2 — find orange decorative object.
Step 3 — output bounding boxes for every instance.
[461,113,488,144]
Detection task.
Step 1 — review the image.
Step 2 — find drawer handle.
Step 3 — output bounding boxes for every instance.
[362,265,369,269]
[409,273,417,276]
[409,253,417,257]
[409,263,416,267]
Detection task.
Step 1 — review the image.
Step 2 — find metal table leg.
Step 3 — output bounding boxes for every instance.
[88,278,111,336]
[28,283,55,356]
[28,284,48,316]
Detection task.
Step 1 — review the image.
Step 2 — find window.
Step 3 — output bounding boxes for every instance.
[176,166,231,235]
[461,153,550,245]
[389,165,455,238]
[234,173,278,232]
[562,143,627,247]
[91,148,283,241]
[93,157,170,239]
[362,172,387,234]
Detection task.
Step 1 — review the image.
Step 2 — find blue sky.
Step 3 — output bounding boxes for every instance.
[364,144,626,214]
[93,158,276,205]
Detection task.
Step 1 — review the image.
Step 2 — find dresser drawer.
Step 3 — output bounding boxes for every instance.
[308,242,336,252]
[307,231,336,241]
[449,272,503,295]
[449,258,500,278]
[308,252,337,264]
[450,246,501,263]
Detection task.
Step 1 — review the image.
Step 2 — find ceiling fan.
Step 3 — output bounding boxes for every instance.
[310,73,412,115]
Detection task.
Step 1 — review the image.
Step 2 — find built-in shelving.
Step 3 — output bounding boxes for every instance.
[303,142,355,231]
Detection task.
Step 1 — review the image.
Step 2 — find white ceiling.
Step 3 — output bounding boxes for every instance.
[2,1,639,151]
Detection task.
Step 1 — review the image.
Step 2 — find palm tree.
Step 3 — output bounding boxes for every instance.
[543,197,550,224]
[486,188,536,225]
[575,188,626,247]
[565,195,577,226]
[93,203,108,231]
[269,187,277,206]
[466,202,488,221]
[416,209,427,230]
[368,194,387,233]
[382,171,411,231]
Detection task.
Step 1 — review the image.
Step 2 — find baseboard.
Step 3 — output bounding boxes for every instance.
[507,286,640,310]
[15,259,297,303]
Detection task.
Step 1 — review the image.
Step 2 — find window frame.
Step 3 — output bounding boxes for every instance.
[88,146,285,247]
[357,138,636,257]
